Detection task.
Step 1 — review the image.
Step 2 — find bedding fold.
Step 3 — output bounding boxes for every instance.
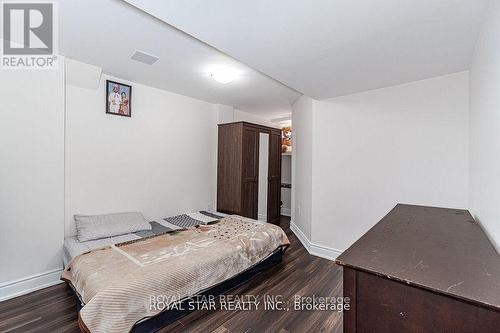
[62,216,289,333]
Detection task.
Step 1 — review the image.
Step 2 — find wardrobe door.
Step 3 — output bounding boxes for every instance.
[267,130,282,224]
[217,123,243,215]
[241,126,259,219]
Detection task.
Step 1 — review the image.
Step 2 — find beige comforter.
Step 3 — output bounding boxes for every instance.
[62,216,289,333]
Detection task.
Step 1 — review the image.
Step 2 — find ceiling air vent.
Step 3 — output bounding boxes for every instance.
[130,50,159,65]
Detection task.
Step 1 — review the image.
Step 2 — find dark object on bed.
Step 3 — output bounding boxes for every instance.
[74,246,286,333]
[336,204,500,333]
[217,122,282,224]
[163,211,224,228]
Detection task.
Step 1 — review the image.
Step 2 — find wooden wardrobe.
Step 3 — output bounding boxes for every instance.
[217,122,282,224]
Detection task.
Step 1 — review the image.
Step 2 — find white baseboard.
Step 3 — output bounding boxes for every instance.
[0,268,64,302]
[280,208,291,217]
[289,221,342,261]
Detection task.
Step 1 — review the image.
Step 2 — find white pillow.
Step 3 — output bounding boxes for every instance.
[75,212,152,242]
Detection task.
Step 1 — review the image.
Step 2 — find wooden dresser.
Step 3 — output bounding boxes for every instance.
[336,204,500,333]
[217,122,282,224]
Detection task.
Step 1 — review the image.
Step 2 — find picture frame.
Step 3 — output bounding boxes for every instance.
[106,80,132,117]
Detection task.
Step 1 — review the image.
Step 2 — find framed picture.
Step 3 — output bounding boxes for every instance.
[106,80,132,117]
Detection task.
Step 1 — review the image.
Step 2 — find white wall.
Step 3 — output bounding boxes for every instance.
[291,96,313,239]
[216,105,280,128]
[0,57,223,300]
[234,109,280,128]
[469,1,500,252]
[0,63,65,292]
[291,72,470,256]
[65,72,217,235]
[312,72,469,251]
[215,104,235,124]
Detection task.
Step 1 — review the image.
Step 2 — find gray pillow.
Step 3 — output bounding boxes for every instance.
[75,212,152,242]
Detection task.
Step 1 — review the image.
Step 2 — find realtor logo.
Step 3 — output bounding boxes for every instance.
[1,2,58,69]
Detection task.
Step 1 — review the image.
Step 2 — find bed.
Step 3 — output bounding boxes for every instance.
[62,211,229,266]
[62,211,289,333]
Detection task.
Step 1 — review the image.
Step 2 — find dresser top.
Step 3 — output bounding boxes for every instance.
[336,204,500,310]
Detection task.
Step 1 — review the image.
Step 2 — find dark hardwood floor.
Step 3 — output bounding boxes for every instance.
[0,217,343,333]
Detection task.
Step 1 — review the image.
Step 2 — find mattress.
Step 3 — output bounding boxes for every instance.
[63,211,227,266]
[62,215,289,333]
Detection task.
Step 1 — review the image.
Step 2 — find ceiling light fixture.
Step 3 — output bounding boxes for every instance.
[210,67,237,84]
